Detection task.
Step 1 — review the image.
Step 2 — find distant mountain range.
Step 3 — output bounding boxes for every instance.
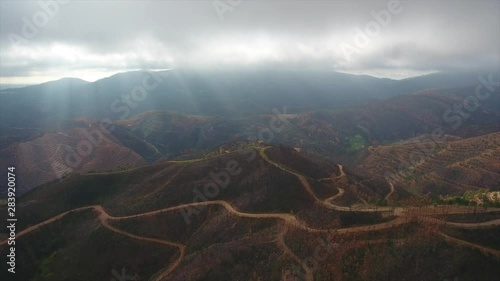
[0,68,499,195]
[1,68,500,281]
[2,69,497,130]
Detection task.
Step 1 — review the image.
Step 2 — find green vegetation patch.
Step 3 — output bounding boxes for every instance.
[347,134,367,152]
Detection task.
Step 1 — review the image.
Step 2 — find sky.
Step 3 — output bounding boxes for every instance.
[0,0,499,84]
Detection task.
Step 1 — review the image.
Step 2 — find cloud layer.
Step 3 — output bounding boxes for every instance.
[1,0,499,83]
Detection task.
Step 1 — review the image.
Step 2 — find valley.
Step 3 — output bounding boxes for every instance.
[0,70,499,281]
[1,1,500,280]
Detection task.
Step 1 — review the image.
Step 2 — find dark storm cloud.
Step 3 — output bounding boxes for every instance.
[0,0,498,83]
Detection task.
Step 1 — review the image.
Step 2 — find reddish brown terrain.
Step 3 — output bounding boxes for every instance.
[348,132,500,201]
[1,145,499,281]
[0,125,146,195]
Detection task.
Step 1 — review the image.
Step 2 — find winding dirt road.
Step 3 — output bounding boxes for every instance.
[385,181,395,202]
[276,225,314,281]
[438,232,500,257]
[324,164,346,204]
[259,147,393,213]
[3,199,500,279]
[3,147,500,280]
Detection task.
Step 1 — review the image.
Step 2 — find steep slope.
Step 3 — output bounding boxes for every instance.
[107,84,500,163]
[348,132,500,200]
[112,110,243,161]
[0,123,146,196]
[288,86,500,156]
[1,144,500,281]
[2,82,498,195]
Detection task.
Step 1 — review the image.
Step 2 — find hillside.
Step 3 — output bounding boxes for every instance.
[96,85,500,162]
[1,1,499,280]
[0,122,146,196]
[1,144,500,281]
[288,86,500,156]
[347,132,500,203]
[2,82,498,195]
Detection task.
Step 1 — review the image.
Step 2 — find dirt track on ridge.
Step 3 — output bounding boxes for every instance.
[2,147,500,280]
